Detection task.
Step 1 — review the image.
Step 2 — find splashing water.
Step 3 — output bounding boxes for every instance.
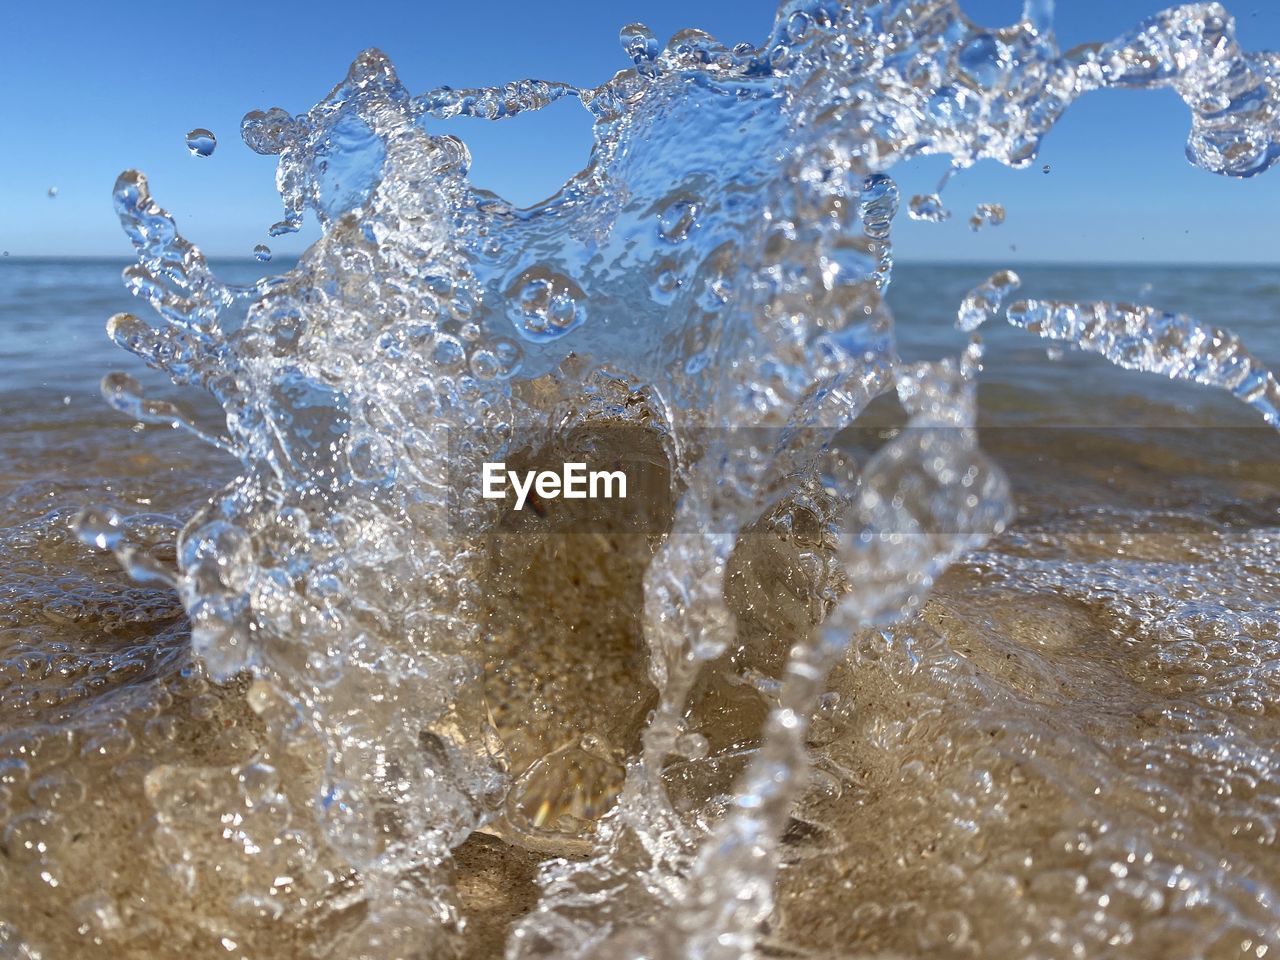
[5,1,1280,958]
[1002,299,1280,426]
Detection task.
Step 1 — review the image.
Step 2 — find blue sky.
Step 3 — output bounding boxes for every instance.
[2,0,1278,263]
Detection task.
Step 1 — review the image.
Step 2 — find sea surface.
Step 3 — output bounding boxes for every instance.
[4,257,1276,491]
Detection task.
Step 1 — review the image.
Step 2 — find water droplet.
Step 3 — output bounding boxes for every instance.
[786,11,813,43]
[185,128,217,157]
[468,349,503,380]
[969,202,1006,231]
[620,23,660,64]
[432,335,466,369]
[254,243,272,262]
[241,107,293,155]
[46,187,58,199]
[908,194,950,223]
[652,257,683,303]
[1042,163,1052,174]
[73,505,124,551]
[268,219,300,237]
[957,269,1022,331]
[859,174,899,239]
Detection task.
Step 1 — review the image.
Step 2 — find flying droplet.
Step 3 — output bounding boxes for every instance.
[186,128,217,158]
[268,219,300,237]
[969,202,1006,231]
[47,187,58,199]
[1042,163,1051,174]
[908,194,950,223]
[253,244,272,262]
[957,269,1022,331]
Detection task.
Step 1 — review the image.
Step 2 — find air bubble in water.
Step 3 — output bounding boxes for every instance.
[675,731,709,759]
[505,267,586,341]
[547,294,576,327]
[658,196,701,243]
[185,128,217,157]
[860,174,899,239]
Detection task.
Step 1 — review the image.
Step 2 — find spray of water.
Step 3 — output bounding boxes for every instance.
[1,1,1274,957]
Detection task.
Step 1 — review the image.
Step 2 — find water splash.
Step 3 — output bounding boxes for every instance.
[958,268,1022,331]
[5,2,1280,958]
[1005,299,1280,426]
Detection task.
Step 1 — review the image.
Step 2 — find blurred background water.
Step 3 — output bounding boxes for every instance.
[3,255,1276,527]
[5,256,1276,411]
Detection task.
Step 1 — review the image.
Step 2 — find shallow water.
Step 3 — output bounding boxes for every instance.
[4,2,1280,958]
